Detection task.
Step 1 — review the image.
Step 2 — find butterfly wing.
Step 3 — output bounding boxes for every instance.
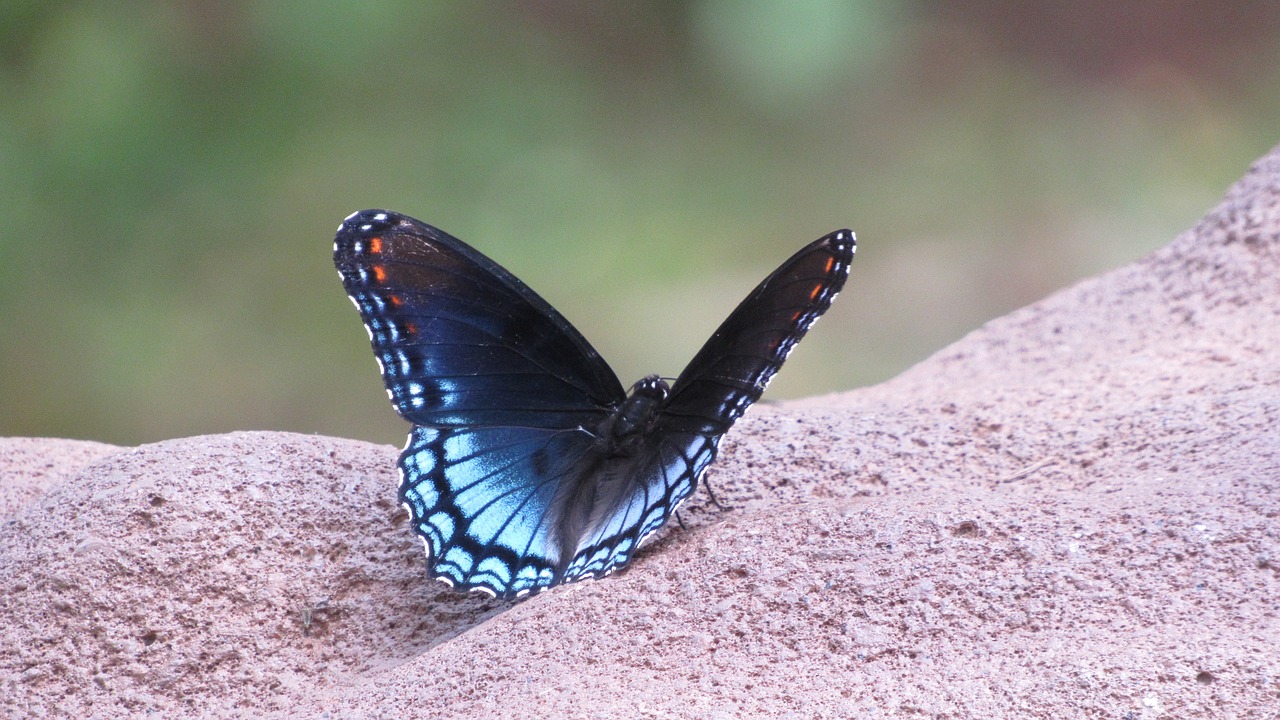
[398,424,719,598]
[661,229,856,435]
[335,209,632,597]
[565,231,854,587]
[562,430,718,582]
[333,209,626,428]
[399,425,594,597]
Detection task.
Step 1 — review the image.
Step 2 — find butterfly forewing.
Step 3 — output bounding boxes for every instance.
[334,210,626,428]
[662,229,855,435]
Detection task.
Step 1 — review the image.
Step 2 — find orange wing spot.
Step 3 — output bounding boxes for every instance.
[808,283,823,301]
[823,257,835,273]
[387,294,403,308]
[369,236,384,254]
[790,310,803,323]
[404,321,418,336]
[372,265,388,283]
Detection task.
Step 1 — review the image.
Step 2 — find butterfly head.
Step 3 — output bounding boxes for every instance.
[629,374,670,401]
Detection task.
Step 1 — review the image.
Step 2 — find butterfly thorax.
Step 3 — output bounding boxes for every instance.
[593,374,670,458]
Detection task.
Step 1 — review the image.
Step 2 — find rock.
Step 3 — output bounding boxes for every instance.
[0,438,119,517]
[4,145,1280,718]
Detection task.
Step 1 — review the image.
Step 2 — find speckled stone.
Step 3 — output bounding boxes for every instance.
[4,144,1280,718]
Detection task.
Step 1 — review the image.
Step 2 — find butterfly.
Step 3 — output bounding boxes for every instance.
[334,209,854,598]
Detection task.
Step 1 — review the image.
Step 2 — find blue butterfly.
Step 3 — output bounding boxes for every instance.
[334,210,854,598]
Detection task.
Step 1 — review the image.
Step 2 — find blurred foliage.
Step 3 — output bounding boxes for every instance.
[1,1,1277,445]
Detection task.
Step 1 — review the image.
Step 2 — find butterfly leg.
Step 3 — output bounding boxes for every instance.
[702,477,731,512]
[671,477,730,530]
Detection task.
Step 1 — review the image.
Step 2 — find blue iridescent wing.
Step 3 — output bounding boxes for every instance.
[333,209,626,428]
[398,425,718,597]
[398,425,593,596]
[662,229,856,435]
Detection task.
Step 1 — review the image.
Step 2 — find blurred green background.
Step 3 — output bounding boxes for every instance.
[2,1,1277,446]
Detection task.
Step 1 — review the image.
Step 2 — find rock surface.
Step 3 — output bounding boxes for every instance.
[4,145,1280,718]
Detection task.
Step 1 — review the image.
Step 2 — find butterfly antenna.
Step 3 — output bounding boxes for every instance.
[674,511,687,530]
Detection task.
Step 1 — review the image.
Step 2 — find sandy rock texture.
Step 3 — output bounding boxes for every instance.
[4,145,1280,718]
[0,438,119,518]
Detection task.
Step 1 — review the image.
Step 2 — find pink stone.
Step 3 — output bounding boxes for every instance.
[5,145,1280,717]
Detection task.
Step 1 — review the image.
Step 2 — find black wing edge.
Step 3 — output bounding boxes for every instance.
[661,229,856,434]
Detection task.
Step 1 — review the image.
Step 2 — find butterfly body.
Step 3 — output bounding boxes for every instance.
[335,210,854,597]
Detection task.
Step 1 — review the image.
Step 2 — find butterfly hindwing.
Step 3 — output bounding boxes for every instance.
[661,230,855,435]
[400,425,718,597]
[399,425,595,596]
[563,430,719,582]
[334,210,626,429]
